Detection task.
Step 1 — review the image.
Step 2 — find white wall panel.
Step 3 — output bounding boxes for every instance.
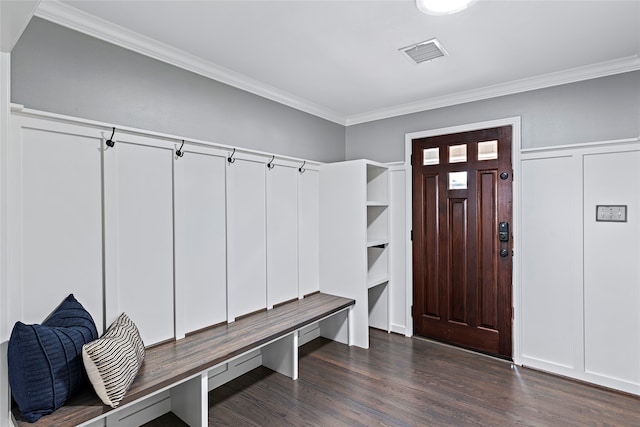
[0,53,10,427]
[389,167,406,335]
[104,140,174,345]
[298,170,320,297]
[266,165,298,308]
[17,126,104,327]
[320,160,375,349]
[583,151,640,386]
[520,156,576,368]
[174,151,227,336]
[226,159,267,320]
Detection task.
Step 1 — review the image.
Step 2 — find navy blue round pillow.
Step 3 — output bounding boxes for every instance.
[8,294,98,422]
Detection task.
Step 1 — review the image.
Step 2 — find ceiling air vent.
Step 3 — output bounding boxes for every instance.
[401,38,448,64]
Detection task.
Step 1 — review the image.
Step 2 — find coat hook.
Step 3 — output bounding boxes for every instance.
[267,155,275,170]
[298,161,306,174]
[106,127,116,147]
[176,140,185,158]
[227,148,236,164]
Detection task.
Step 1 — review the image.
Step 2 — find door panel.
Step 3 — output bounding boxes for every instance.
[449,197,468,324]
[479,170,498,330]
[413,126,512,358]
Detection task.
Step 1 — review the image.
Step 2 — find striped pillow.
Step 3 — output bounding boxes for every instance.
[82,313,145,408]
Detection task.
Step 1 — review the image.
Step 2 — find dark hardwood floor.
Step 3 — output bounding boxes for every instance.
[150,329,640,426]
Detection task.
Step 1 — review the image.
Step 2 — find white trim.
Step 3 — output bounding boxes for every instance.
[347,56,639,126]
[387,162,408,337]
[33,1,639,128]
[10,104,322,169]
[0,55,9,343]
[34,1,345,126]
[520,137,640,155]
[403,117,522,363]
[0,52,10,427]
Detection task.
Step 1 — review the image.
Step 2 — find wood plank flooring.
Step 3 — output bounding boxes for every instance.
[206,329,640,426]
[146,329,640,426]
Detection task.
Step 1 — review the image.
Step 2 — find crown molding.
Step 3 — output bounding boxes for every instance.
[346,55,640,126]
[34,0,347,125]
[34,1,639,129]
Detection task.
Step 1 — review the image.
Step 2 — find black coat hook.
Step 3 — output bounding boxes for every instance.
[227,148,236,164]
[267,155,275,170]
[106,127,116,147]
[176,140,185,158]
[298,161,306,174]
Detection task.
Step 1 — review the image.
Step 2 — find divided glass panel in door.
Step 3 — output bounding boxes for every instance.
[448,144,467,163]
[478,140,498,161]
[448,171,468,190]
[423,147,440,165]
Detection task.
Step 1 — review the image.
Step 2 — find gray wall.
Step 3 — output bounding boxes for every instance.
[346,71,640,162]
[11,18,346,163]
[13,18,639,164]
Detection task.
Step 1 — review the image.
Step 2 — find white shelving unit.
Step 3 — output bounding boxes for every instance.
[319,160,390,349]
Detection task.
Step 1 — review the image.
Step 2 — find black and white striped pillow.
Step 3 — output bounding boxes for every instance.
[82,313,145,408]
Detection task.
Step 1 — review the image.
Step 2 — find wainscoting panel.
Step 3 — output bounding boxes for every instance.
[103,136,175,346]
[226,158,267,321]
[519,139,640,395]
[520,155,576,370]
[298,169,320,298]
[174,148,227,337]
[389,166,407,335]
[4,109,327,426]
[583,150,640,388]
[9,117,104,329]
[266,165,298,308]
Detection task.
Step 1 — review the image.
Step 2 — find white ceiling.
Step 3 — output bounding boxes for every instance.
[35,0,640,125]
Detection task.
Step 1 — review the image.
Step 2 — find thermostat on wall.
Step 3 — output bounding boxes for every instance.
[596,205,627,222]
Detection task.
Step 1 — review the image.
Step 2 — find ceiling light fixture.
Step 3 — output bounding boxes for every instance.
[416,0,478,15]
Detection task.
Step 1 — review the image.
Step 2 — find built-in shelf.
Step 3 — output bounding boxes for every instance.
[365,162,390,337]
[366,239,389,248]
[320,159,390,349]
[367,276,390,289]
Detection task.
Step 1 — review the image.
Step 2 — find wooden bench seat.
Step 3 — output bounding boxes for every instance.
[11,292,355,427]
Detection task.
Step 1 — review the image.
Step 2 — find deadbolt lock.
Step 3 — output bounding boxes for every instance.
[499,222,509,242]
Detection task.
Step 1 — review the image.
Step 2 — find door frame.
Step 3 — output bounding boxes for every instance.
[404,117,522,365]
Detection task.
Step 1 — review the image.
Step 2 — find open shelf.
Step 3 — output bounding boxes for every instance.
[367,276,390,289]
[367,163,389,204]
[367,245,388,289]
[366,238,388,248]
[320,160,390,348]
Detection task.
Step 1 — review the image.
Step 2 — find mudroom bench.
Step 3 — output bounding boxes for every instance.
[11,292,355,427]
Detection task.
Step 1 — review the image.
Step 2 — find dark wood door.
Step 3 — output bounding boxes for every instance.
[412,126,513,358]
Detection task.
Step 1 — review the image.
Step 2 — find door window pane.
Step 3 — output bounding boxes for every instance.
[449,171,467,189]
[449,144,467,163]
[477,140,498,160]
[423,147,439,165]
